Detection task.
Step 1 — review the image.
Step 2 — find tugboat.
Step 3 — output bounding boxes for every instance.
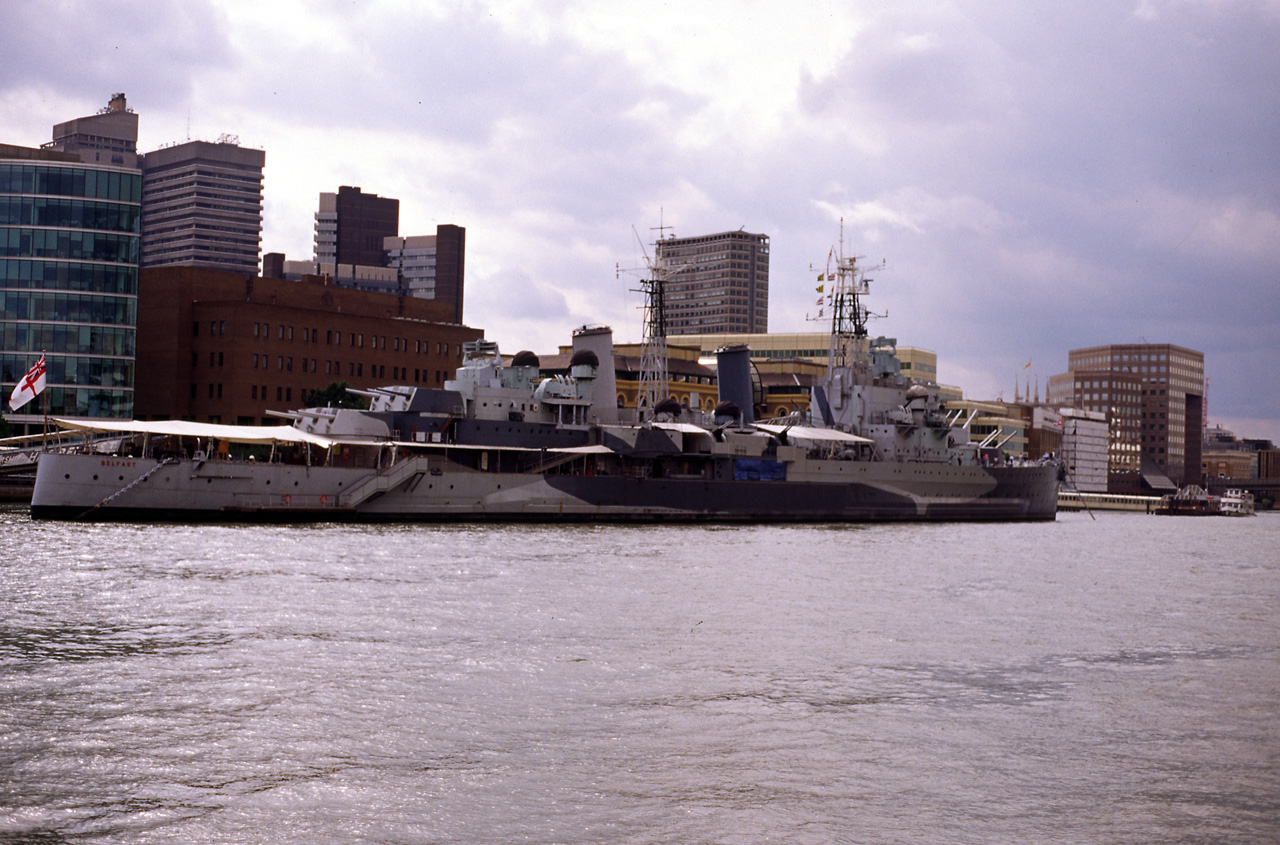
[30,248,1060,523]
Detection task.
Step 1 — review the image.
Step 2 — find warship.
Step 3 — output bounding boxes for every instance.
[29,251,1060,522]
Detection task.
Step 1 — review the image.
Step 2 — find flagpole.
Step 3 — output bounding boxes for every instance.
[42,350,48,452]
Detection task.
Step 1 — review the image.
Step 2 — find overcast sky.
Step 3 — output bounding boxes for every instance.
[4,0,1278,440]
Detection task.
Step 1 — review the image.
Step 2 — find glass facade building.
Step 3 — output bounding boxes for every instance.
[0,148,140,424]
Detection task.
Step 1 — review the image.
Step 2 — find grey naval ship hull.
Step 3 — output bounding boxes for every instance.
[31,452,1059,523]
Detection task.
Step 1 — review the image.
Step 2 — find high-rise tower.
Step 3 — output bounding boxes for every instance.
[312,186,399,268]
[140,138,264,274]
[654,229,769,335]
[46,92,140,169]
[383,224,466,323]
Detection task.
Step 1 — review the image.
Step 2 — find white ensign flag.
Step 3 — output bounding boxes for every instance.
[9,355,47,411]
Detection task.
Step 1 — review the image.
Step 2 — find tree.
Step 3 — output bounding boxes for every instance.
[302,381,368,409]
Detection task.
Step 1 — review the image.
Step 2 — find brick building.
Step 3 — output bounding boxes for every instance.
[135,267,482,423]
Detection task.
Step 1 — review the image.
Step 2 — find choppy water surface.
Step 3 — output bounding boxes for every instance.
[2,508,1278,843]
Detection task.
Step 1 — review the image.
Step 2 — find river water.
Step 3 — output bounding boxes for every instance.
[1,507,1277,844]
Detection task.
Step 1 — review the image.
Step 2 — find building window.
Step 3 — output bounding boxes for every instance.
[193,321,199,337]
[252,385,258,399]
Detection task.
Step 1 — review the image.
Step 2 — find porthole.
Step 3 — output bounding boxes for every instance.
[119,475,124,481]
[92,475,98,481]
[64,474,70,480]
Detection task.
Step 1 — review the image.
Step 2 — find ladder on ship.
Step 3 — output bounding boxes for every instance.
[337,456,431,509]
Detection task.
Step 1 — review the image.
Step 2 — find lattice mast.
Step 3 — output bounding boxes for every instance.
[633,218,677,419]
[821,228,884,377]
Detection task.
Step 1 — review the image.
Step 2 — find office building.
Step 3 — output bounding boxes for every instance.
[670,331,938,384]
[1,138,141,429]
[140,139,265,274]
[384,224,466,323]
[313,186,399,268]
[1050,343,1204,491]
[46,92,141,169]
[310,188,465,320]
[1059,408,1109,492]
[654,230,769,335]
[134,266,482,424]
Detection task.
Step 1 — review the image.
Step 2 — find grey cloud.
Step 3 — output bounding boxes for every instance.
[0,0,233,104]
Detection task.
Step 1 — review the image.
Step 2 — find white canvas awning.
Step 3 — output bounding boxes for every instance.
[653,422,713,435]
[52,418,336,448]
[751,423,873,444]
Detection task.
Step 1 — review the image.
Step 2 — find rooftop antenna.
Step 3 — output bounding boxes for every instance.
[650,206,674,242]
